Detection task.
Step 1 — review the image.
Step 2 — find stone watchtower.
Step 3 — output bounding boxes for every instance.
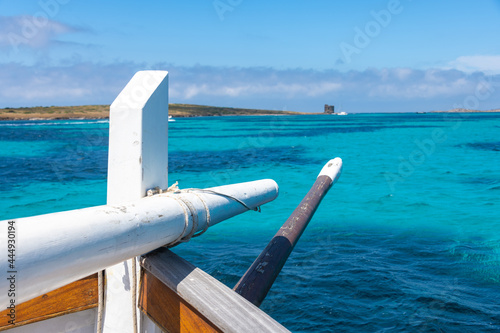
[324,104,335,114]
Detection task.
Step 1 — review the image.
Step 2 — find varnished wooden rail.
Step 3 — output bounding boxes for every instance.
[0,274,98,331]
[139,248,290,333]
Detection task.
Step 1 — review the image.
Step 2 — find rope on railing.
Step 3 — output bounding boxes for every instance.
[145,182,262,248]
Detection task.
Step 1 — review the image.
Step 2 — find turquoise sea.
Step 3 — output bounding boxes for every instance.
[1,113,499,332]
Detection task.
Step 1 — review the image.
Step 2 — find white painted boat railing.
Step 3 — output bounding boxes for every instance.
[0,70,288,333]
[0,180,278,308]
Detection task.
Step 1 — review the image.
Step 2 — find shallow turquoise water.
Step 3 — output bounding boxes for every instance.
[1,114,499,332]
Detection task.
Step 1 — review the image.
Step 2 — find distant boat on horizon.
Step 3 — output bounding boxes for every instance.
[168,115,175,122]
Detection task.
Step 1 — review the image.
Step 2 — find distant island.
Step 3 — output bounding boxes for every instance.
[1,105,499,120]
[429,108,500,113]
[0,104,305,120]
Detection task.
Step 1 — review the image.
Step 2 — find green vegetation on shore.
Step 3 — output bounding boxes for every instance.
[0,104,305,120]
[1,105,499,120]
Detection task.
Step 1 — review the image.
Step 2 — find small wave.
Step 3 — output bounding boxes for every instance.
[407,202,431,207]
[464,177,500,187]
[460,141,500,152]
[0,119,109,127]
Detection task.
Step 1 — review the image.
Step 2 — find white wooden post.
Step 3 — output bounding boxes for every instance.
[0,70,283,332]
[104,70,169,333]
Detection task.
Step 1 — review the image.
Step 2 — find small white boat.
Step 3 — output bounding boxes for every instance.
[336,111,348,116]
[168,115,175,122]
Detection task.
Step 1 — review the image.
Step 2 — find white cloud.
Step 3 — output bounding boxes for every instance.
[0,62,140,107]
[0,62,499,113]
[448,55,500,74]
[368,70,475,99]
[0,16,80,51]
[172,81,342,99]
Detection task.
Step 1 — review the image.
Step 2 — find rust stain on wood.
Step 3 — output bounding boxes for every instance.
[139,269,221,333]
[0,274,98,331]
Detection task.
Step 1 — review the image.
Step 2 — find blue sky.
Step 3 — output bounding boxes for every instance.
[0,0,499,112]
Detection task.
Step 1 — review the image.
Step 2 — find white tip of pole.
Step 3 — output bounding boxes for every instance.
[318,157,343,184]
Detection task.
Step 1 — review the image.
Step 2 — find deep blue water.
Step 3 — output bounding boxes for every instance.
[1,113,499,332]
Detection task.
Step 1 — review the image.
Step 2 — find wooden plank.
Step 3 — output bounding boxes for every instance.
[0,274,98,331]
[139,269,221,333]
[140,248,290,333]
